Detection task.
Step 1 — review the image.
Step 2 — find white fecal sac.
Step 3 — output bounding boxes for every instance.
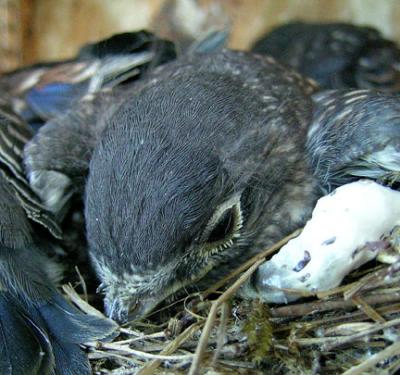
[252,179,400,304]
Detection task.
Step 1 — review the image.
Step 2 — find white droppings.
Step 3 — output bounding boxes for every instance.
[250,180,400,303]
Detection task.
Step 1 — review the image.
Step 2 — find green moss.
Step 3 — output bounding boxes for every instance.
[241,300,273,363]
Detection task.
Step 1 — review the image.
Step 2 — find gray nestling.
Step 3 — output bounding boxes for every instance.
[244,89,400,301]
[0,30,177,130]
[25,49,319,322]
[26,47,400,324]
[252,22,400,92]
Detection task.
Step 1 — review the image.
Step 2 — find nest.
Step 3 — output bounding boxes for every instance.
[63,229,400,375]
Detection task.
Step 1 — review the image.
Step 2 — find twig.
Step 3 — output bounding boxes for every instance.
[189,257,266,375]
[289,317,400,348]
[270,292,400,318]
[351,295,385,323]
[74,266,88,302]
[119,327,149,337]
[88,341,193,361]
[62,284,112,320]
[341,341,400,375]
[322,317,400,351]
[344,266,390,300]
[116,331,165,345]
[316,265,396,300]
[89,349,144,365]
[201,229,302,299]
[212,301,230,366]
[138,321,203,375]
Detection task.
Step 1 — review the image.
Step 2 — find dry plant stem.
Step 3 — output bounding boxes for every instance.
[217,359,258,369]
[274,302,400,338]
[116,331,165,345]
[317,264,396,300]
[107,369,136,375]
[148,292,200,317]
[322,317,400,351]
[201,228,302,299]
[189,257,266,375]
[344,267,389,300]
[89,349,144,365]
[74,266,88,302]
[62,284,110,319]
[351,295,386,323]
[138,321,204,375]
[317,282,360,299]
[341,341,400,375]
[270,293,400,318]
[88,341,193,361]
[119,327,149,337]
[290,317,400,348]
[212,301,230,366]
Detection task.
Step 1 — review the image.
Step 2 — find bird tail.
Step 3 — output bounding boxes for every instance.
[0,246,117,375]
[0,288,117,375]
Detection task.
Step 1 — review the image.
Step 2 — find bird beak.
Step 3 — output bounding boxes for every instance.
[105,294,161,324]
[127,296,161,322]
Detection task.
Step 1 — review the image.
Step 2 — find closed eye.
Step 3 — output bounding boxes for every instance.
[200,195,243,253]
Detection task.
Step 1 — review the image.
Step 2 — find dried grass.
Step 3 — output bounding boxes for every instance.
[63,229,400,375]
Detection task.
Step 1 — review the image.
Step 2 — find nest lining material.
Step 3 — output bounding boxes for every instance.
[62,228,400,375]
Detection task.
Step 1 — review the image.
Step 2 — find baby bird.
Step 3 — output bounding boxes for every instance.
[252,22,400,92]
[24,47,400,327]
[25,49,319,322]
[0,31,177,130]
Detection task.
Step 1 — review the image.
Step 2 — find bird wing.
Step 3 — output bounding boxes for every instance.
[0,97,62,238]
[0,101,118,375]
[307,89,400,191]
[0,31,177,128]
[0,234,117,375]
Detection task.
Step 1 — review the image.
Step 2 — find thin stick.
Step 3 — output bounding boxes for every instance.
[344,267,389,300]
[351,295,385,323]
[119,327,150,337]
[322,317,400,351]
[201,229,302,299]
[74,266,88,302]
[270,293,400,318]
[62,284,111,319]
[88,341,193,361]
[138,321,203,375]
[212,301,230,366]
[341,341,400,375]
[189,257,265,375]
[116,331,165,345]
[289,317,400,349]
[89,349,144,365]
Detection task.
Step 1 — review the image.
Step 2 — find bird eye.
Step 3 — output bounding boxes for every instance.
[201,195,243,252]
[207,208,235,243]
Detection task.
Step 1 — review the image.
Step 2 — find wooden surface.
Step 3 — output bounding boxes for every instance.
[3,0,400,70]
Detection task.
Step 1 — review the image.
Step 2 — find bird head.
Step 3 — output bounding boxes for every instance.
[85,79,251,323]
[83,48,315,323]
